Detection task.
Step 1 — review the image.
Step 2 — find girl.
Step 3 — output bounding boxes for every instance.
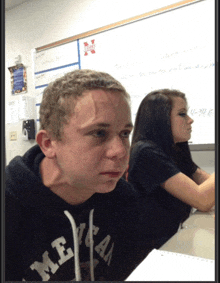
[128,89,215,247]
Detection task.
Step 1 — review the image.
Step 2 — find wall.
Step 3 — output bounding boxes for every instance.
[5,0,215,172]
[191,151,215,174]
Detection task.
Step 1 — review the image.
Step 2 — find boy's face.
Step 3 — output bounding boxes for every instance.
[52,89,133,195]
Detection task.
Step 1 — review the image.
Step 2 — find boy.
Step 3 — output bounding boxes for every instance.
[5,69,154,281]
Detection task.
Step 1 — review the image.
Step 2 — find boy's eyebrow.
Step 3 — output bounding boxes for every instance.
[79,122,134,131]
[92,123,133,128]
[93,123,134,128]
[125,122,134,128]
[93,123,110,128]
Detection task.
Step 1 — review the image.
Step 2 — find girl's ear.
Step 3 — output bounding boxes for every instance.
[36,130,56,158]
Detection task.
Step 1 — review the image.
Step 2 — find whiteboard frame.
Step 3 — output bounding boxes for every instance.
[189,144,215,151]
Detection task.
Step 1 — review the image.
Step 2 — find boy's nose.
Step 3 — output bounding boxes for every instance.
[106,136,128,159]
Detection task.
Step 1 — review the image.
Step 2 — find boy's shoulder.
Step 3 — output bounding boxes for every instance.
[112,178,140,199]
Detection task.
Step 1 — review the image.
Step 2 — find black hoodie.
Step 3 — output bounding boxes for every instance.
[5,145,154,281]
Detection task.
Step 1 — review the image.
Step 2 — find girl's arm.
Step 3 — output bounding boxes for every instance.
[192,167,211,184]
[161,172,215,212]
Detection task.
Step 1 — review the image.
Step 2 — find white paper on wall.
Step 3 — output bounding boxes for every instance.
[6,100,19,124]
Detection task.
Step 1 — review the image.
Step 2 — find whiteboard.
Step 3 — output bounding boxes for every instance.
[34,0,215,147]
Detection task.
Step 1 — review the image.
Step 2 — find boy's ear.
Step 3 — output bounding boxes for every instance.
[36,130,56,158]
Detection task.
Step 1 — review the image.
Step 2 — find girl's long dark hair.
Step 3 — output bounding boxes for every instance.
[131,89,186,156]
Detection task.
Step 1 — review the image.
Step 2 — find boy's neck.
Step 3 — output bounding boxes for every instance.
[40,157,94,205]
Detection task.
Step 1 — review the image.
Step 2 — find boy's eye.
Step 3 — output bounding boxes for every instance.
[92,130,107,138]
[121,130,131,138]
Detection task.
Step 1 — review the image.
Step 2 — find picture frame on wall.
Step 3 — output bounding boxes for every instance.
[8,63,27,95]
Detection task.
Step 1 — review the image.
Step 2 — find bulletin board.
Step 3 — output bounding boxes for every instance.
[33,0,215,150]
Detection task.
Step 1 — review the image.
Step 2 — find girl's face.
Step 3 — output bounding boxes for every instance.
[170,97,194,143]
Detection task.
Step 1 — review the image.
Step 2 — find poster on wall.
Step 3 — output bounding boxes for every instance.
[8,64,27,95]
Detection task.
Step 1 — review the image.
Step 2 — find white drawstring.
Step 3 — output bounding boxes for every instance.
[89,209,95,281]
[64,210,81,281]
[64,209,95,281]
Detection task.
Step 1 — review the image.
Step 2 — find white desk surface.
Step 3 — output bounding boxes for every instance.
[160,209,215,260]
[126,209,215,281]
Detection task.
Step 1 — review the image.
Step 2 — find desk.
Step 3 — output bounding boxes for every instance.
[160,209,215,260]
[126,209,215,281]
